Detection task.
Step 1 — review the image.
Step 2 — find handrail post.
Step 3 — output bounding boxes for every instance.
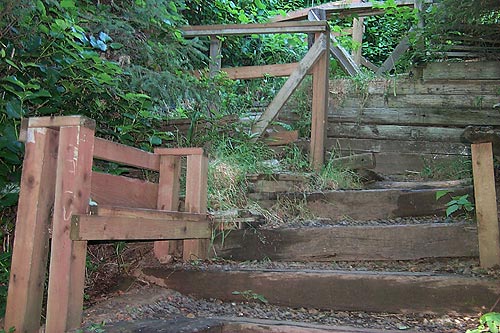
[45,118,96,332]
[5,127,59,333]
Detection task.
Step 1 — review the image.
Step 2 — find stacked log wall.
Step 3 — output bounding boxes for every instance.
[324,61,500,174]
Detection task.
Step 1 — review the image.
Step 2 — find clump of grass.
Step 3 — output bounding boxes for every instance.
[208,160,248,211]
[310,153,362,191]
[421,157,472,180]
[207,135,275,211]
[280,144,311,172]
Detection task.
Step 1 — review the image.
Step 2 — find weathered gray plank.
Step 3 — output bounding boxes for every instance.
[422,61,500,80]
[327,138,470,155]
[338,94,500,109]
[329,78,500,96]
[140,267,500,314]
[286,186,473,220]
[214,223,478,261]
[327,123,465,142]
[367,152,468,174]
[327,107,500,126]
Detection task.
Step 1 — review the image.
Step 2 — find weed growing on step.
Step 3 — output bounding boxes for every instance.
[421,157,472,180]
[436,190,475,218]
[208,135,275,211]
[232,290,268,304]
[311,153,362,191]
[466,312,500,333]
[280,144,311,172]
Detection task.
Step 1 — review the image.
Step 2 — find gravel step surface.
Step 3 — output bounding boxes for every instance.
[80,286,482,333]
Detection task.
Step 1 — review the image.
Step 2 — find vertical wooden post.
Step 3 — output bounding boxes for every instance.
[307,9,326,49]
[153,154,182,263]
[209,35,221,78]
[46,122,95,332]
[351,0,364,66]
[5,128,59,333]
[471,142,500,268]
[182,154,209,261]
[351,16,364,65]
[310,31,330,170]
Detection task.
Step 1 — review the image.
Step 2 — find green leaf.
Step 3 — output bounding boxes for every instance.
[36,0,47,16]
[255,0,266,10]
[98,31,112,43]
[109,42,123,50]
[149,136,162,146]
[5,101,22,119]
[446,204,460,217]
[435,190,451,201]
[60,0,76,9]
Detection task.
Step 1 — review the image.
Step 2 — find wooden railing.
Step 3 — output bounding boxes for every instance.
[5,116,209,333]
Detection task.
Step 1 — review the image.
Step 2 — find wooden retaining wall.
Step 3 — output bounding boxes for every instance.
[324,61,500,174]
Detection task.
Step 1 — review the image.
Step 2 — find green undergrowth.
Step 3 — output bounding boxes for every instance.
[421,157,473,180]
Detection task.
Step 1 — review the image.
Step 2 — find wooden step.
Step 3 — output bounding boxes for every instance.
[253,186,472,220]
[138,267,500,315]
[102,317,410,333]
[213,223,478,261]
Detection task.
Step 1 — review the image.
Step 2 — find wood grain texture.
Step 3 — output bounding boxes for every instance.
[471,142,500,268]
[310,33,329,170]
[327,137,470,155]
[214,223,478,261]
[183,154,209,261]
[264,130,299,146]
[367,152,468,175]
[27,115,95,129]
[181,21,328,37]
[140,267,500,314]
[155,155,181,262]
[423,61,500,80]
[154,147,204,156]
[327,107,500,127]
[287,186,473,220]
[327,123,465,142]
[94,137,160,171]
[90,172,158,209]
[46,125,95,332]
[5,128,58,333]
[70,215,211,241]
[339,94,500,110]
[91,205,205,221]
[269,0,420,22]
[222,63,300,80]
[329,78,500,96]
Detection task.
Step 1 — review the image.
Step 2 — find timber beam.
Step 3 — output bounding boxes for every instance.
[182,21,328,37]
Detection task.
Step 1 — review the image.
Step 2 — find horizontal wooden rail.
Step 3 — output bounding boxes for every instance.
[70,215,211,241]
[91,205,207,222]
[154,147,204,156]
[19,116,95,142]
[90,172,159,209]
[182,21,328,37]
[94,137,160,171]
[222,63,301,80]
[270,0,432,22]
